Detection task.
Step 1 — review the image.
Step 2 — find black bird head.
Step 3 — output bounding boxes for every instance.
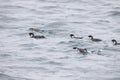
[29,33,34,37]
[112,39,117,45]
[112,39,116,42]
[70,34,75,38]
[88,35,93,39]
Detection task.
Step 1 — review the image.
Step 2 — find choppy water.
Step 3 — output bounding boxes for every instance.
[0,0,120,80]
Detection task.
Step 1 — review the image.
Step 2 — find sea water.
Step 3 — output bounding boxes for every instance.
[0,0,120,80]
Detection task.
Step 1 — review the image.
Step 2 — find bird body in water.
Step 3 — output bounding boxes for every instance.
[112,39,120,45]
[70,34,83,39]
[73,47,88,55]
[29,33,45,39]
[88,35,102,42]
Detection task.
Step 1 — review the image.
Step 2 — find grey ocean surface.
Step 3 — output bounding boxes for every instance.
[0,0,120,80]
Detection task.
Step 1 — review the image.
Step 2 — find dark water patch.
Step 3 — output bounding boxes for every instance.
[96,19,110,25]
[47,30,67,36]
[19,43,38,47]
[39,22,67,36]
[57,41,83,50]
[109,78,120,80]
[39,0,70,3]
[0,25,7,30]
[62,48,73,53]
[21,47,40,51]
[36,29,68,37]
[57,56,70,59]
[69,8,86,12]
[104,47,120,52]
[0,73,33,80]
[19,57,48,62]
[19,43,39,51]
[56,66,72,71]
[0,5,26,10]
[67,40,91,49]
[0,10,13,14]
[44,22,66,28]
[100,49,118,57]
[28,28,45,33]
[112,28,120,34]
[70,21,86,24]
[0,54,11,57]
[0,15,20,23]
[0,25,22,30]
[14,32,27,37]
[47,47,59,52]
[109,11,120,16]
[103,2,112,6]
[113,6,120,9]
[0,50,17,58]
[42,5,60,9]
[58,40,82,45]
[7,66,48,71]
[45,0,84,3]
[43,60,64,66]
[28,9,60,15]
